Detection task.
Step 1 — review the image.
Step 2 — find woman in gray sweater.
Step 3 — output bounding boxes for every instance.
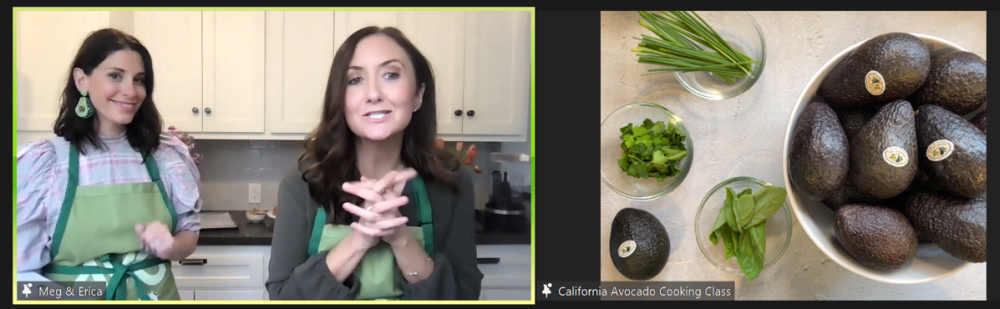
[265,26,484,300]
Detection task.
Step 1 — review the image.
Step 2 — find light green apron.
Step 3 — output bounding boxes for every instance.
[307,177,435,301]
[41,146,181,301]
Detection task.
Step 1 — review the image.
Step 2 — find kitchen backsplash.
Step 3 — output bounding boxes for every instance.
[195,139,527,212]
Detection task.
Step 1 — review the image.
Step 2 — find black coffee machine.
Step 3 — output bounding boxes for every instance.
[483,171,528,233]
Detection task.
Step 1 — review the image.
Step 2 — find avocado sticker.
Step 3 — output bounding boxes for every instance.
[926,140,955,162]
[618,240,637,258]
[865,70,885,96]
[882,147,908,167]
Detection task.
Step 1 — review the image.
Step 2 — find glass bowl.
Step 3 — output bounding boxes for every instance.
[600,102,693,200]
[695,177,792,275]
[673,11,766,100]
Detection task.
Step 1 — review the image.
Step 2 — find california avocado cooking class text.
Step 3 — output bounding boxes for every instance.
[558,286,732,298]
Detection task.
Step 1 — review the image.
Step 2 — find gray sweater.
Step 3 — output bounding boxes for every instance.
[265,164,484,300]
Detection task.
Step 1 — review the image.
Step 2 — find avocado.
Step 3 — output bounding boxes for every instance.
[609,208,670,280]
[909,51,987,116]
[789,102,851,201]
[904,191,986,263]
[836,107,878,141]
[835,204,918,270]
[849,99,919,199]
[822,176,878,212]
[970,109,986,135]
[883,192,933,244]
[914,104,987,198]
[906,168,930,193]
[819,33,931,110]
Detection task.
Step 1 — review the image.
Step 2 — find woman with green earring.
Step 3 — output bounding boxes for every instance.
[16,28,203,301]
[265,26,483,300]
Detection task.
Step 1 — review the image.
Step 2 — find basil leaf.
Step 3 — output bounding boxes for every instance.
[749,221,766,257]
[724,188,741,232]
[737,188,753,198]
[718,226,735,260]
[745,186,787,229]
[736,232,763,281]
[711,199,729,234]
[737,193,755,229]
[710,229,719,245]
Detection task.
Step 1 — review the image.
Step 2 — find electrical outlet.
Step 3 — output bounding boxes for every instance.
[249,183,261,204]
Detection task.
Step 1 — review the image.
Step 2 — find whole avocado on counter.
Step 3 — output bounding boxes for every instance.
[609,208,670,281]
[819,32,931,110]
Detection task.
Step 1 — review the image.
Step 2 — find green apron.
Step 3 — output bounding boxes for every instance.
[307,177,435,301]
[41,146,181,301]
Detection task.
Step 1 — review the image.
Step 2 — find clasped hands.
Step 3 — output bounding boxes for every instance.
[341,168,419,250]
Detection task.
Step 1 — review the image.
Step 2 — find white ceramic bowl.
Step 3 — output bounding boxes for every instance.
[783,34,973,284]
[246,210,266,223]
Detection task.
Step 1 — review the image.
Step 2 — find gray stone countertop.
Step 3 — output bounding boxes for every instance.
[599,11,986,300]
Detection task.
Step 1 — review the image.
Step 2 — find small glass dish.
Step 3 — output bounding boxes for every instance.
[600,102,693,200]
[672,11,766,101]
[695,177,792,275]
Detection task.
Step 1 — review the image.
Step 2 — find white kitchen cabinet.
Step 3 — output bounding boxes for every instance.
[458,11,531,142]
[477,245,531,300]
[16,11,111,132]
[202,11,267,133]
[130,11,205,132]
[264,11,336,134]
[178,289,195,301]
[172,246,270,300]
[397,11,466,136]
[333,11,398,52]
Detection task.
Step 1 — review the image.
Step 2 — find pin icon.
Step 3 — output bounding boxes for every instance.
[542,283,552,298]
[22,283,33,298]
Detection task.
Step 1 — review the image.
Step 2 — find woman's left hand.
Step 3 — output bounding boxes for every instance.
[135,221,175,259]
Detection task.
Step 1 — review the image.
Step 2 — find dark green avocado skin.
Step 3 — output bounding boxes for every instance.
[835,204,918,271]
[609,208,670,281]
[914,104,987,198]
[970,109,986,135]
[849,99,919,199]
[909,51,987,116]
[836,107,878,141]
[905,191,987,263]
[822,176,879,212]
[789,102,851,201]
[819,33,930,110]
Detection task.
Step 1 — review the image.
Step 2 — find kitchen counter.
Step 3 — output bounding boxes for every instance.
[197,211,530,246]
[599,11,986,300]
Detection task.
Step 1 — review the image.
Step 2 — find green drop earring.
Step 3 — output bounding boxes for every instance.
[75,90,94,119]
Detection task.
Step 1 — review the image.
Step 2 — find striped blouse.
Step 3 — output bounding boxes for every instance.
[16,132,202,273]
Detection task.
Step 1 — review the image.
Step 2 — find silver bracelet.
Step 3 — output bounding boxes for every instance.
[405,257,434,277]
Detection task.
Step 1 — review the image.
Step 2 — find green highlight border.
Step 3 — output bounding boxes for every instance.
[13,6,535,305]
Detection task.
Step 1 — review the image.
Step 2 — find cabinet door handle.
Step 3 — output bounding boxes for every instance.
[466,110,475,117]
[192,107,199,114]
[179,259,208,265]
[477,258,500,265]
[204,108,213,114]
[454,109,463,116]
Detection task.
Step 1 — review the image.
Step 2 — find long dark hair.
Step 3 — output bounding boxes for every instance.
[52,28,162,160]
[300,26,460,225]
